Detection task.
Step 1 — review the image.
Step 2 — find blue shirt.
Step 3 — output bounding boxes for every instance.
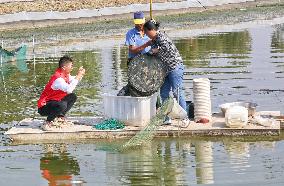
[125,27,151,58]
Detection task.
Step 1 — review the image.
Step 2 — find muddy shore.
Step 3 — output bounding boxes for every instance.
[0,0,283,40]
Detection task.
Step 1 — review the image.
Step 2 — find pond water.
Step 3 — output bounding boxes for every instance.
[1,137,284,186]
[0,19,284,185]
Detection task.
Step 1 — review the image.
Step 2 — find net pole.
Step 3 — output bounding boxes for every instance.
[32,35,36,68]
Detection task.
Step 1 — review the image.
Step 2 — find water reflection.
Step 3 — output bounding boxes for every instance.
[103,139,279,185]
[104,139,216,185]
[223,140,250,175]
[176,31,251,68]
[271,24,284,54]
[195,141,214,184]
[40,144,82,186]
[0,138,282,185]
[106,144,165,185]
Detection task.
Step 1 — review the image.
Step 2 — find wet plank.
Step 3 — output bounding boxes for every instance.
[4,112,280,142]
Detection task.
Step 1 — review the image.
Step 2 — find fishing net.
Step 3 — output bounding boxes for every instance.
[127,54,166,97]
[94,118,125,130]
[0,45,27,61]
[94,97,174,152]
[120,97,174,151]
[0,45,28,73]
[117,83,145,97]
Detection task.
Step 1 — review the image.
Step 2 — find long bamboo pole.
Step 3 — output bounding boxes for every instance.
[150,0,153,19]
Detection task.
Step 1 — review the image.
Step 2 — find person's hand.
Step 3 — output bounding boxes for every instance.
[77,66,85,77]
[151,48,159,54]
[146,40,153,47]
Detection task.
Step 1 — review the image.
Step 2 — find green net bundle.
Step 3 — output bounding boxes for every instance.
[94,118,125,130]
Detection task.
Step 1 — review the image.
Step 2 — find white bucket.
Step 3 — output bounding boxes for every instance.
[193,78,211,122]
[168,98,188,119]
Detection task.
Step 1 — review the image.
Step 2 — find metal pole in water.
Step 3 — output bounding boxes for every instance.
[0,40,3,66]
[32,35,36,68]
[0,41,7,99]
[0,40,2,66]
[31,35,37,118]
[32,35,35,53]
[0,49,2,66]
[115,45,123,90]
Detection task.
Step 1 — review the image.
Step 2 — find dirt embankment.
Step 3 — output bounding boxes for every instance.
[0,0,283,33]
[0,0,182,15]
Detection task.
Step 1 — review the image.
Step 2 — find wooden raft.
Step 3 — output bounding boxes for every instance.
[4,111,281,142]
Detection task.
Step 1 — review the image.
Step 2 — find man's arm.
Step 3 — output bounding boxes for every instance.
[51,77,78,94]
[129,41,152,54]
[52,66,85,94]
[125,30,152,55]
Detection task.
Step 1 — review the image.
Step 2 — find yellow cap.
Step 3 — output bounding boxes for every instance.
[133,18,145,25]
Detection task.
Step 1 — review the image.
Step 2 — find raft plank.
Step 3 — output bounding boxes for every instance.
[4,112,280,142]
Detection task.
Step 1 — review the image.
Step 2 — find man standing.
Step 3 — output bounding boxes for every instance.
[37,56,85,130]
[125,11,152,63]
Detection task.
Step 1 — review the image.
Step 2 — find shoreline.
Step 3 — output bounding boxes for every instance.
[0,0,283,33]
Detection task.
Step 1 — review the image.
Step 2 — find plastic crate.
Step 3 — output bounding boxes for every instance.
[102,91,158,126]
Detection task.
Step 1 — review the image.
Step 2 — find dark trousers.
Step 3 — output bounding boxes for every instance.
[38,93,77,122]
[127,58,133,66]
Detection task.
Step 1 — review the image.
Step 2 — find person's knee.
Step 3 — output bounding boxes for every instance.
[58,102,68,111]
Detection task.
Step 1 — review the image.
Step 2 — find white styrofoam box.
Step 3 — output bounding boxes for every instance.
[102,91,158,126]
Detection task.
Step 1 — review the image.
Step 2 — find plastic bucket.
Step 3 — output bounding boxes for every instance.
[168,98,188,119]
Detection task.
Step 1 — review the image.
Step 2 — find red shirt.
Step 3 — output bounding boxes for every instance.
[37,68,70,108]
